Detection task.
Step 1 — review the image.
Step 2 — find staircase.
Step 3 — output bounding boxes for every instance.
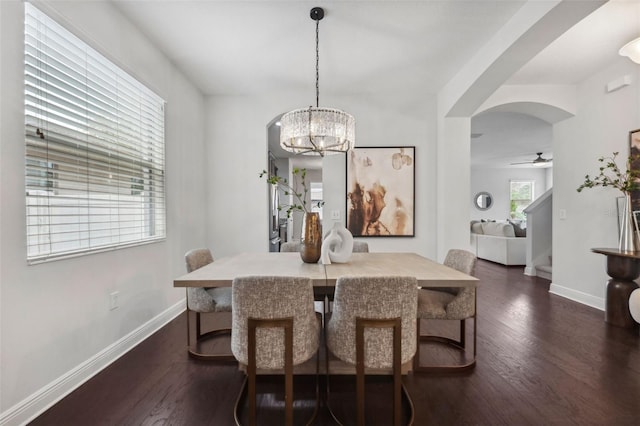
[536,264,553,281]
[523,188,552,280]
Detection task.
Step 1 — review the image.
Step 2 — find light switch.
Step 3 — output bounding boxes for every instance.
[559,209,567,220]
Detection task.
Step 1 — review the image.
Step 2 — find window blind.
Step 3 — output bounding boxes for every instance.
[25,3,166,263]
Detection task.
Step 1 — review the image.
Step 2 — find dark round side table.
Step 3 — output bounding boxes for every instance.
[592,248,640,330]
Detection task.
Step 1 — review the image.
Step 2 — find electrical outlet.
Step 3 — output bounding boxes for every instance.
[109,291,119,310]
[331,210,340,220]
[559,209,567,220]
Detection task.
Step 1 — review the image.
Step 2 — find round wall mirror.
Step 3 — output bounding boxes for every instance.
[474,192,493,210]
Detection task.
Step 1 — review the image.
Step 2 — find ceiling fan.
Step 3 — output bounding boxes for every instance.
[511,152,552,166]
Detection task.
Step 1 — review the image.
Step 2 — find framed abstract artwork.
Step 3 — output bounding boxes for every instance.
[346,146,415,237]
[629,128,640,211]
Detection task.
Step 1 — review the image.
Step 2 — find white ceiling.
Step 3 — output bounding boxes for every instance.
[112,0,640,168]
[113,0,526,96]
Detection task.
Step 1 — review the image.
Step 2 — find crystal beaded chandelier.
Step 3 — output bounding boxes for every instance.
[279,7,355,157]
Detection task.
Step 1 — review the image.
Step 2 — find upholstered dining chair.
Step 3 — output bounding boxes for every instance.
[414,248,477,372]
[231,276,320,426]
[279,241,300,252]
[325,276,418,426]
[352,241,369,253]
[184,248,234,361]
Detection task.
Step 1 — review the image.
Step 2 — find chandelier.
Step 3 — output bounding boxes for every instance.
[619,37,640,64]
[279,7,355,157]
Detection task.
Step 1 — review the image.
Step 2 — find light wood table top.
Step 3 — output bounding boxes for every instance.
[324,252,478,288]
[173,252,327,287]
[173,252,478,289]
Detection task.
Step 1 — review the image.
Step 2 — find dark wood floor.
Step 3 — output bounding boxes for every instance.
[31,260,640,425]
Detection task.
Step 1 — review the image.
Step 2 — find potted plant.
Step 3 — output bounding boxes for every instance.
[577,152,640,251]
[260,167,323,263]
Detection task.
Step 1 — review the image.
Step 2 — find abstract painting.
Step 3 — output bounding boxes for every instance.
[346,146,415,237]
[629,128,640,211]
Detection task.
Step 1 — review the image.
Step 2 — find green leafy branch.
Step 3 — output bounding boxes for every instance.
[260,167,323,217]
[577,152,640,194]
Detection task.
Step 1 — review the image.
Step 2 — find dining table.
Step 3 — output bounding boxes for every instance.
[173,251,478,378]
[173,252,479,290]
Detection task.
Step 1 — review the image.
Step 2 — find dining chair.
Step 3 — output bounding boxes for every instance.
[184,248,234,361]
[279,241,300,252]
[231,275,321,426]
[325,276,418,426]
[414,248,477,372]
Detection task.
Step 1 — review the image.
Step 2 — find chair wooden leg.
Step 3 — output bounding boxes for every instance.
[414,318,421,372]
[356,317,402,426]
[355,321,366,426]
[247,319,257,426]
[415,291,477,373]
[393,320,402,426]
[196,312,202,338]
[186,306,192,348]
[414,315,476,373]
[185,298,234,361]
[247,318,294,426]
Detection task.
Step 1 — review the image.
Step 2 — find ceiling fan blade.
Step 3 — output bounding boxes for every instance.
[511,152,553,165]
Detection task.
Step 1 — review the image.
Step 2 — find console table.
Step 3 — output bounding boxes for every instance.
[592,248,640,330]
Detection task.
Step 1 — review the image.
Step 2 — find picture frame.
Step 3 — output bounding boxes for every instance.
[346,146,415,237]
[629,128,640,211]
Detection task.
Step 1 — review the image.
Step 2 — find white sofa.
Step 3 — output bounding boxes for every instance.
[470,221,526,266]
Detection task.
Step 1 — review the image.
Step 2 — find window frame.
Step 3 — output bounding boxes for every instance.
[24,3,167,264]
[509,180,534,220]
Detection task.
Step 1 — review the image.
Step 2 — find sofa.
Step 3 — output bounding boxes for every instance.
[470,220,526,266]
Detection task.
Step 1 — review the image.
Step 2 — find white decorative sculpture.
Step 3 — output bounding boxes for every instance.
[321,223,354,264]
[630,288,640,324]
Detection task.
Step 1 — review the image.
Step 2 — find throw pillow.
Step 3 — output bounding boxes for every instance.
[508,219,527,237]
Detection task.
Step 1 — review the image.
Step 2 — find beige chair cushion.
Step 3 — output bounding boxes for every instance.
[326,276,418,368]
[231,276,320,369]
[352,241,369,253]
[185,248,214,272]
[418,249,477,320]
[185,248,232,313]
[444,249,476,275]
[417,289,455,319]
[187,287,232,312]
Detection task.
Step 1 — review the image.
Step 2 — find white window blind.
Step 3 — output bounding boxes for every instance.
[24,3,166,263]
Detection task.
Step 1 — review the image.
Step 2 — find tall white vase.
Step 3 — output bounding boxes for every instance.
[619,193,637,252]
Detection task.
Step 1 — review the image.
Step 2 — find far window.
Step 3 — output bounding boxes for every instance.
[510,180,534,220]
[24,4,166,263]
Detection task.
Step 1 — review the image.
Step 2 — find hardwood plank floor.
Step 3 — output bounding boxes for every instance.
[31,260,640,425]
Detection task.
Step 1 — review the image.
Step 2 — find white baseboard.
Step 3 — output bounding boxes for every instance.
[0,300,186,426]
[549,282,604,311]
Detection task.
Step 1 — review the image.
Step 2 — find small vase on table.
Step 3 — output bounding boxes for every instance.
[300,212,322,263]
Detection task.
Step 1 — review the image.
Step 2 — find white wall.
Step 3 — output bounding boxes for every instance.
[0,0,206,421]
[205,93,437,258]
[552,59,640,309]
[470,167,548,221]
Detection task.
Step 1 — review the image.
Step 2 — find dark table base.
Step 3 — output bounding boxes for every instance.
[606,279,640,330]
[592,248,640,330]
